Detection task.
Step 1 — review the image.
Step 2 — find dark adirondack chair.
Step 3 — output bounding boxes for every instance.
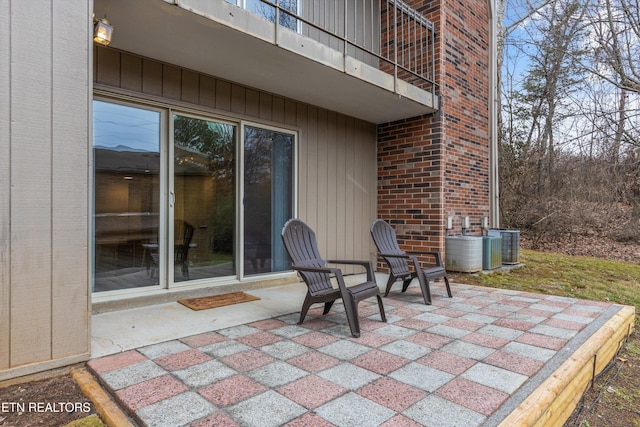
[370,219,452,305]
[281,218,386,337]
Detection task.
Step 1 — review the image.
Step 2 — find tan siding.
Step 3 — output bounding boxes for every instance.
[93,49,378,265]
[10,0,53,366]
[95,48,120,87]
[51,2,90,359]
[0,0,10,371]
[142,58,163,96]
[121,55,143,92]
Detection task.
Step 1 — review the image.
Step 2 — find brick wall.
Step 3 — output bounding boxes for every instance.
[376,0,490,267]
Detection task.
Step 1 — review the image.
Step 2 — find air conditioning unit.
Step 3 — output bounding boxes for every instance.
[488,229,520,264]
[445,236,483,273]
[482,236,502,270]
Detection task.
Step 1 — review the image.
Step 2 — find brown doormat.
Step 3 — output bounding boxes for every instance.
[178,292,260,311]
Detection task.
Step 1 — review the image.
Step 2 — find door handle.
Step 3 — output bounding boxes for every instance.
[170,191,175,207]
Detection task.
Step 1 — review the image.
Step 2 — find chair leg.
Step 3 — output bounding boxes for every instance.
[323,300,335,315]
[416,271,433,305]
[444,275,453,297]
[342,295,361,338]
[401,277,413,293]
[297,293,313,325]
[376,295,387,323]
[384,274,396,297]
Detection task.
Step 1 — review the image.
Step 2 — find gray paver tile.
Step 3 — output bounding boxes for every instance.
[100,360,166,390]
[441,340,495,360]
[318,340,371,360]
[173,359,237,388]
[477,324,524,340]
[248,361,308,387]
[260,341,310,360]
[315,392,395,427]
[137,340,192,359]
[503,342,557,362]
[461,362,528,394]
[427,324,470,339]
[269,325,311,338]
[373,324,417,339]
[388,362,454,392]
[529,324,578,339]
[217,324,261,338]
[379,340,432,359]
[552,313,595,324]
[200,340,253,357]
[414,312,452,323]
[136,392,215,427]
[317,363,381,390]
[403,394,485,427]
[227,390,306,427]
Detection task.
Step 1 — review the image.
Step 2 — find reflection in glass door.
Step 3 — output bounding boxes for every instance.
[93,101,162,292]
[173,115,237,282]
[243,125,294,276]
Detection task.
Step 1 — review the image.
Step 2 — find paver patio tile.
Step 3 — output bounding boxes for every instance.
[248,318,290,330]
[436,378,509,416]
[217,324,261,338]
[427,324,471,339]
[502,341,557,362]
[189,412,241,427]
[484,350,544,376]
[200,340,253,357]
[492,318,537,331]
[116,374,188,411]
[318,340,371,360]
[198,375,267,406]
[461,362,528,394]
[404,394,486,427]
[236,331,283,348]
[137,340,191,359]
[261,340,310,360]
[404,331,453,349]
[352,349,410,375]
[100,360,166,390]
[173,359,237,388]
[461,332,510,349]
[347,331,397,347]
[248,361,308,387]
[153,349,212,371]
[417,350,476,375]
[388,362,454,392]
[379,414,425,427]
[277,375,346,409]
[227,390,306,427]
[136,392,215,427]
[317,363,381,390]
[180,331,227,348]
[315,392,395,427]
[219,349,277,372]
[284,412,334,427]
[516,332,568,350]
[530,323,578,339]
[441,340,495,360]
[286,351,341,373]
[291,331,339,349]
[379,340,432,359]
[87,350,146,374]
[357,378,427,412]
[270,325,312,338]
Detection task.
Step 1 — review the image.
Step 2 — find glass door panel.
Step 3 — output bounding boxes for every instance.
[93,100,162,292]
[243,125,294,276]
[173,115,237,282]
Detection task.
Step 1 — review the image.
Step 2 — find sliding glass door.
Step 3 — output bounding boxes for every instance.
[93,99,295,295]
[93,100,162,292]
[173,114,237,282]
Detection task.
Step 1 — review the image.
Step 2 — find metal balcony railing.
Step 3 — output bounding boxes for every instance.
[234,0,436,95]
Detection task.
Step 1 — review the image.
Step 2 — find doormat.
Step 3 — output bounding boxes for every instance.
[178,292,260,311]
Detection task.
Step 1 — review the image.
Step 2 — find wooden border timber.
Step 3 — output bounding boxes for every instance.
[499,305,636,427]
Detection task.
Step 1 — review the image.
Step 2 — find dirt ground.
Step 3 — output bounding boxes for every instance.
[0,236,638,427]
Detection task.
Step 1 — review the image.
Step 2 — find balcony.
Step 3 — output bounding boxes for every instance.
[94,0,438,123]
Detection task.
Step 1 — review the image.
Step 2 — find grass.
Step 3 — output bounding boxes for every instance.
[448,249,640,323]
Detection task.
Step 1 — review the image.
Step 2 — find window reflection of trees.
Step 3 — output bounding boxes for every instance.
[246,0,299,31]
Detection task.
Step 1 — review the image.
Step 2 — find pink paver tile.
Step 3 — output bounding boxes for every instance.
[198,375,267,406]
[476,307,513,317]
[484,351,544,376]
[248,318,290,330]
[417,350,475,375]
[153,349,212,371]
[190,413,241,427]
[405,331,453,349]
[380,415,425,427]
[444,318,483,332]
[352,350,410,375]
[180,332,227,348]
[462,332,510,349]
[393,318,436,331]
[516,332,568,350]
[577,300,611,308]
[358,378,427,412]
[437,378,509,416]
[298,318,337,330]
[277,375,346,409]
[292,331,340,349]
[492,318,536,331]
[347,332,396,347]
[87,350,147,374]
[359,317,388,331]
[220,349,276,372]
[236,331,283,347]
[540,299,571,308]
[116,374,188,411]
[285,412,335,427]
[544,318,586,331]
[504,299,532,307]
[287,351,341,373]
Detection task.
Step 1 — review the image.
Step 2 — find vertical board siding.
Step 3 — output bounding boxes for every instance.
[51,0,90,359]
[10,0,54,365]
[1,1,90,372]
[0,0,10,370]
[94,48,377,264]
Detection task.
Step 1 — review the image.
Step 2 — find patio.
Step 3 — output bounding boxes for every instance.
[89,275,635,427]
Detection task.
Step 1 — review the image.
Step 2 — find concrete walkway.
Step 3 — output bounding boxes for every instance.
[88,278,630,427]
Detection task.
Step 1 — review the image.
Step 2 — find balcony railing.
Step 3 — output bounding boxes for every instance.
[230,0,436,95]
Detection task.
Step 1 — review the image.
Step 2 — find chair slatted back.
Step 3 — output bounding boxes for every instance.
[281,219,333,295]
[371,219,411,276]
